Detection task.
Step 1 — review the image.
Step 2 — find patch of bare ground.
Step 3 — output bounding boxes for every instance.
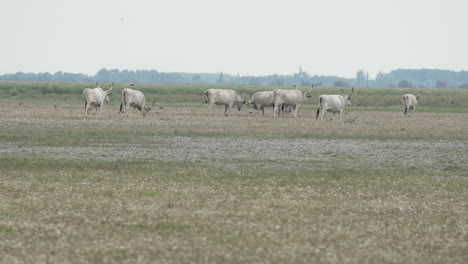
[0,102,466,172]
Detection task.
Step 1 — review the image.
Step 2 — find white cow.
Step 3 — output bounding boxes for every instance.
[82,82,113,116]
[316,87,354,121]
[118,88,152,117]
[272,88,312,118]
[204,89,246,116]
[402,92,422,116]
[247,91,274,115]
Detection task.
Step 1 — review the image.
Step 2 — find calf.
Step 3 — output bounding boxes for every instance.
[247,91,274,115]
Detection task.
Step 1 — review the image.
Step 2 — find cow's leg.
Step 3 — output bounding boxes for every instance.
[273,104,280,118]
[320,107,326,121]
[85,102,90,116]
[293,105,299,118]
[125,104,129,118]
[261,106,265,116]
[224,104,229,116]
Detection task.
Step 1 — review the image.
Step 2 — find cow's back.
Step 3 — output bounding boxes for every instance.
[320,95,345,110]
[273,89,302,105]
[252,91,274,106]
[402,94,417,107]
[123,88,145,105]
[211,89,238,104]
[84,87,105,105]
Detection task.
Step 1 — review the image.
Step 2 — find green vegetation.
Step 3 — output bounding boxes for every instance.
[1,81,468,111]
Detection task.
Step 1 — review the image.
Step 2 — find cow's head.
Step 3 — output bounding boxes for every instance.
[303,88,313,103]
[143,100,156,116]
[143,106,152,117]
[237,100,246,111]
[105,82,113,103]
[346,87,354,106]
[245,100,255,113]
[416,91,422,100]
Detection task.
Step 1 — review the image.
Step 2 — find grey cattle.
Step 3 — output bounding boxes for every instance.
[82,82,113,116]
[247,91,274,115]
[272,88,312,118]
[402,92,421,116]
[118,88,152,117]
[204,89,246,116]
[316,88,354,121]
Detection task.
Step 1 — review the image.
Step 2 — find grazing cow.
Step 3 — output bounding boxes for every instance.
[247,91,274,115]
[118,88,153,117]
[402,91,422,116]
[82,82,113,116]
[204,89,246,116]
[272,88,312,118]
[316,88,354,121]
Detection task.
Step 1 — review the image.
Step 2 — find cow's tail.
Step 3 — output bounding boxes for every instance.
[118,89,126,114]
[316,96,322,119]
[403,95,408,114]
[204,90,209,104]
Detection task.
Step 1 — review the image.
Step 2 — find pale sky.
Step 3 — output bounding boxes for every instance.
[2,0,467,78]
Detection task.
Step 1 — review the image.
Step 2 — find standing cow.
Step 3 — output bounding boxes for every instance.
[82,82,113,116]
[402,92,422,116]
[272,88,312,118]
[247,91,274,115]
[316,87,354,121]
[118,88,153,117]
[204,89,246,116]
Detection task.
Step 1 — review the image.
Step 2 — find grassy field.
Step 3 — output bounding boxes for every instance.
[0,82,467,263]
[1,81,468,110]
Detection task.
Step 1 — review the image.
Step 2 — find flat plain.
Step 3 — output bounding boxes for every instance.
[0,88,467,263]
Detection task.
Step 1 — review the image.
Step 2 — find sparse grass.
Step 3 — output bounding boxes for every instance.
[1,157,467,263]
[0,85,467,263]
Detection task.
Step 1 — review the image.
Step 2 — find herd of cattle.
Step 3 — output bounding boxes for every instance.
[82,83,422,119]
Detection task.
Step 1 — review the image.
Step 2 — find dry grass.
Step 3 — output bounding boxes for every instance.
[0,100,467,264]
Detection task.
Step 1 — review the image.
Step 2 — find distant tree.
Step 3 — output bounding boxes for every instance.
[398,80,412,88]
[355,70,367,87]
[192,75,201,83]
[96,68,111,82]
[459,83,468,89]
[436,80,447,88]
[248,77,261,85]
[216,72,224,84]
[334,79,349,87]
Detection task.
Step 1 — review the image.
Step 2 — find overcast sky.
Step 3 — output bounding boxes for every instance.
[2,0,467,78]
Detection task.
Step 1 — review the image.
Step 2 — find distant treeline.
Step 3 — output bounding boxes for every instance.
[1,68,468,88]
